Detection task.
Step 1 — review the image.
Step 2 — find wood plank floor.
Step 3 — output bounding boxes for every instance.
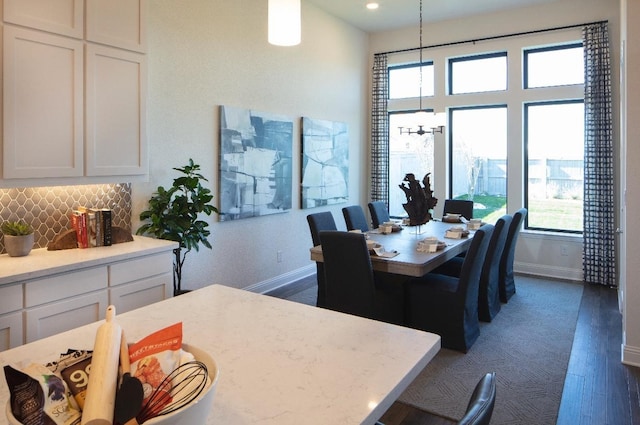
[270,276,640,424]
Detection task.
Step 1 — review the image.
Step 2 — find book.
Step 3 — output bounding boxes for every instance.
[100,209,112,246]
[78,207,97,247]
[71,210,88,248]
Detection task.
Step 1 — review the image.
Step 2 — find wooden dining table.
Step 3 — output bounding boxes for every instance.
[310,220,473,277]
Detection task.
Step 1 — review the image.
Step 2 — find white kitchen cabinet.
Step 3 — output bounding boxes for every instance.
[1,0,147,182]
[3,0,84,39]
[109,252,172,314]
[0,237,176,347]
[3,26,84,179]
[25,291,108,343]
[0,312,22,351]
[85,44,147,176]
[86,0,147,53]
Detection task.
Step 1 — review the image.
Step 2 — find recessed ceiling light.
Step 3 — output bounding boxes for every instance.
[366,2,379,10]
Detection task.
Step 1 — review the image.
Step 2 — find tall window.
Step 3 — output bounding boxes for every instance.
[525,101,584,233]
[450,106,508,222]
[524,43,584,233]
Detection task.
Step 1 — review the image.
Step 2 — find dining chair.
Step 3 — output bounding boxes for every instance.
[443,199,474,220]
[499,208,527,303]
[375,372,496,425]
[306,212,337,308]
[342,205,369,232]
[319,230,404,324]
[458,372,497,425]
[434,216,511,322]
[368,201,390,229]
[405,224,494,352]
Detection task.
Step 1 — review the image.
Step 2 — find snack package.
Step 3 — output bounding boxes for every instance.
[46,349,93,411]
[4,363,81,425]
[129,322,183,411]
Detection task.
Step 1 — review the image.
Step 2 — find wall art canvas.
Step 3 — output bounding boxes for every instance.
[219,106,293,221]
[301,117,349,209]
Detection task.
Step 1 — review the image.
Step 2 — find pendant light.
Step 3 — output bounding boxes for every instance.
[398,0,445,136]
[268,0,301,46]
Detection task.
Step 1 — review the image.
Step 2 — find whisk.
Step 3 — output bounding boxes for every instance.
[136,360,209,424]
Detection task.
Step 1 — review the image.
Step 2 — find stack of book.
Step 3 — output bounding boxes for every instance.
[70,207,112,248]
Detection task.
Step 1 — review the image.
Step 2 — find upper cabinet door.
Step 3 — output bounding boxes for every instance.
[85,44,147,176]
[86,0,147,53]
[3,26,84,179]
[3,0,84,39]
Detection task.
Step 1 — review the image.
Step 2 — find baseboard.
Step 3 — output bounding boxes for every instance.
[621,344,640,367]
[515,261,583,282]
[244,264,316,294]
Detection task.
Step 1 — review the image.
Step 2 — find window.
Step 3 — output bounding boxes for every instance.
[450,106,508,222]
[524,44,583,88]
[388,111,434,217]
[389,63,434,99]
[449,53,507,94]
[525,101,584,233]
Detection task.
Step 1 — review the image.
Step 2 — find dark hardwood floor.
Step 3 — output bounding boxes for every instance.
[270,276,640,424]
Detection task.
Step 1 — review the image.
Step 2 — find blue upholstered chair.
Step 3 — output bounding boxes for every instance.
[368,201,390,229]
[306,212,337,308]
[435,216,511,322]
[342,205,369,232]
[319,230,404,325]
[405,224,494,352]
[443,199,474,220]
[499,208,527,303]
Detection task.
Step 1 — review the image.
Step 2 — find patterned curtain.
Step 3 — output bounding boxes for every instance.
[583,22,616,287]
[371,53,389,204]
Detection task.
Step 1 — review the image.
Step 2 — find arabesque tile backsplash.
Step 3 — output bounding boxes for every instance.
[0,183,131,254]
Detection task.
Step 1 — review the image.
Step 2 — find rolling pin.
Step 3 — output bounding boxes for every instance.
[81,305,122,425]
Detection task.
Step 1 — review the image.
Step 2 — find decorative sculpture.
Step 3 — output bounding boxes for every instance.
[399,173,438,226]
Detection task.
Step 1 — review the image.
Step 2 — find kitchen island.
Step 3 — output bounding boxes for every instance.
[0,284,440,425]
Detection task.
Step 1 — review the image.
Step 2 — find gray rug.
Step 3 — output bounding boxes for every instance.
[285,276,583,425]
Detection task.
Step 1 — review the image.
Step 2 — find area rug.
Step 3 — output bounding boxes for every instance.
[284,275,583,425]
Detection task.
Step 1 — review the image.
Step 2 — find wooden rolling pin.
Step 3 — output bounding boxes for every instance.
[81,305,122,425]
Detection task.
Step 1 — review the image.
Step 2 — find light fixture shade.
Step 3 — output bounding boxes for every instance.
[268,0,301,46]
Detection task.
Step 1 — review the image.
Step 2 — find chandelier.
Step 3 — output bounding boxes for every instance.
[399,0,445,136]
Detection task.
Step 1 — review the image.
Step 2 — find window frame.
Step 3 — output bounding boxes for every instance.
[523,99,585,234]
[448,51,508,95]
[523,42,584,89]
[387,61,435,100]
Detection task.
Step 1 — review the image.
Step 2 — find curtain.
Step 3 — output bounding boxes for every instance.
[371,53,389,205]
[582,22,616,287]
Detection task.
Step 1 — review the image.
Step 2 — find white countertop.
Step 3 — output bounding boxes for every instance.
[0,236,178,285]
[0,284,440,425]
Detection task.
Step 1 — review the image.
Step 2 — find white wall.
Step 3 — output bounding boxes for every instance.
[369,0,619,281]
[133,0,368,291]
[621,0,640,366]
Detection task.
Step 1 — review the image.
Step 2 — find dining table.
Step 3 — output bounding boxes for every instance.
[310,219,474,277]
[0,284,441,425]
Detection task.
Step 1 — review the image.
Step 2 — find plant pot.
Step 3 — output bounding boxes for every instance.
[4,233,34,257]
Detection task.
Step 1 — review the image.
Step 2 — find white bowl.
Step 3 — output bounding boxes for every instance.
[6,343,219,425]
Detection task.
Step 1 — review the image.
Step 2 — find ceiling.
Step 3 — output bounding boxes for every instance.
[306,0,559,33]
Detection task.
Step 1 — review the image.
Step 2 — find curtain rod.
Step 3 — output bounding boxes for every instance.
[375,19,608,57]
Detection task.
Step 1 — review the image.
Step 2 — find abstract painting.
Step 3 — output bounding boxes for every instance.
[301,117,349,209]
[219,106,293,221]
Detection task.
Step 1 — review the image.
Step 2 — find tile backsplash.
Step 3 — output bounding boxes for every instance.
[0,183,131,253]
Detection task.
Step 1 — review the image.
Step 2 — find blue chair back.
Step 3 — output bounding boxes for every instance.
[478,215,512,321]
[368,201,390,229]
[499,208,527,302]
[342,205,369,232]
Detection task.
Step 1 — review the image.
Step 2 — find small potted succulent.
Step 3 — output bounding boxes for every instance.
[2,220,34,257]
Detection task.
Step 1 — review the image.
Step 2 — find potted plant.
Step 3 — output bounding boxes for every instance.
[2,220,34,257]
[136,159,220,296]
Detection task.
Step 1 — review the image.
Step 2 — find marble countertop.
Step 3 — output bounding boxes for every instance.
[0,236,178,285]
[0,284,441,425]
